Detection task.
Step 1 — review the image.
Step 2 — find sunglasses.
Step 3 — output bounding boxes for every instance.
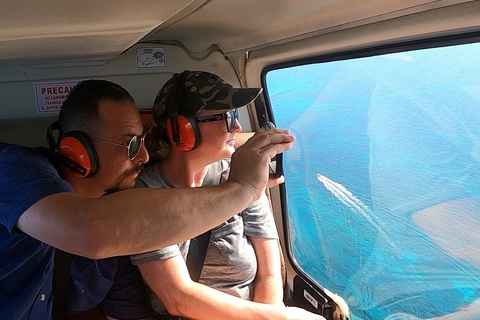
[195,109,239,133]
[90,133,149,160]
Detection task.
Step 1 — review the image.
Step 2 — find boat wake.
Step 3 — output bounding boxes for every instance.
[316,173,401,257]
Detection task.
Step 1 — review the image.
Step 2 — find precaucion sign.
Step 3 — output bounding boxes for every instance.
[34,80,79,114]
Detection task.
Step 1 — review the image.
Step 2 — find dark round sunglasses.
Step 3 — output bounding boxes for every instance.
[195,109,239,133]
[90,133,149,160]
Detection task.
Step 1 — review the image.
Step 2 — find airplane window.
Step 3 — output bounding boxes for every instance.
[265,42,480,320]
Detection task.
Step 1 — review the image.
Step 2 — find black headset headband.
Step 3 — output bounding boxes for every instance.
[169,70,190,145]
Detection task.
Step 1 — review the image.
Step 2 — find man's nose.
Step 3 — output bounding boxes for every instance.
[133,141,149,164]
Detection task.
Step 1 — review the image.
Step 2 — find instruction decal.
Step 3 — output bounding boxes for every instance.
[136,47,165,68]
[304,289,319,309]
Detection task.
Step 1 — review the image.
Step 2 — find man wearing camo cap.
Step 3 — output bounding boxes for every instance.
[145,70,262,155]
[128,70,324,320]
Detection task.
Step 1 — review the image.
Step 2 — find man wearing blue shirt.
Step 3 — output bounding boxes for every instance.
[0,79,301,320]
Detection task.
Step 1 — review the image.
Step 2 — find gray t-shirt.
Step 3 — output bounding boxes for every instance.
[131,159,278,313]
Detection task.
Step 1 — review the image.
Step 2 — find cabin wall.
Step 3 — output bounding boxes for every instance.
[0,44,250,147]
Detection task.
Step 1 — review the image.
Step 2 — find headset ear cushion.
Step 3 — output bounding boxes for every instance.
[58,131,99,178]
[166,115,201,152]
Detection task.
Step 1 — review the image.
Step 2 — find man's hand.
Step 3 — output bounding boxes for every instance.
[229,129,294,201]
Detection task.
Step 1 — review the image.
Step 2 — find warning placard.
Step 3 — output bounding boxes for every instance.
[34,80,79,114]
[136,47,165,69]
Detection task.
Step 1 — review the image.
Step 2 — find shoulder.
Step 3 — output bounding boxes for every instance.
[0,143,63,182]
[131,242,185,265]
[0,143,53,166]
[0,144,73,232]
[204,159,230,186]
[136,161,169,188]
[242,193,279,239]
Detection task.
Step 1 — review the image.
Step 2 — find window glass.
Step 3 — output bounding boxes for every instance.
[265,42,480,320]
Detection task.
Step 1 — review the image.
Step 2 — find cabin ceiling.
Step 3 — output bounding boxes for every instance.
[0,0,474,66]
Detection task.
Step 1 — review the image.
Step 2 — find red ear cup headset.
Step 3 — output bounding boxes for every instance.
[166,71,201,152]
[46,121,99,178]
[166,114,200,152]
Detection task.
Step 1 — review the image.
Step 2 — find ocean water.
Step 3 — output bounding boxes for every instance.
[266,43,480,320]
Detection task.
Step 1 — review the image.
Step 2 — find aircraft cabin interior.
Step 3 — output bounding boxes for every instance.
[2,1,480,319]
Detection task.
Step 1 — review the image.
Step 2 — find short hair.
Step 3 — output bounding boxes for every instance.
[58,79,135,136]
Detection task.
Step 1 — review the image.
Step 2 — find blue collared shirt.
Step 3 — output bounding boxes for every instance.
[0,143,74,320]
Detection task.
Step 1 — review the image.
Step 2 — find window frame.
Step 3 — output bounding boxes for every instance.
[259,29,480,319]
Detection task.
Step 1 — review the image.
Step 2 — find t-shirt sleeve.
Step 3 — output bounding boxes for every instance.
[132,163,185,265]
[130,244,182,265]
[210,158,278,239]
[0,145,74,234]
[242,192,279,239]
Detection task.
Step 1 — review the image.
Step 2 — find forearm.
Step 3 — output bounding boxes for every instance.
[253,274,284,305]
[18,129,294,258]
[18,181,254,258]
[251,237,284,305]
[141,256,324,320]
[94,182,256,256]
[166,281,287,320]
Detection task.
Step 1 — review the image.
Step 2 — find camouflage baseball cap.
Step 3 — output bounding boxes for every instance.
[151,70,262,126]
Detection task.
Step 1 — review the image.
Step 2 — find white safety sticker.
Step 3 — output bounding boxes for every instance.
[304,289,319,309]
[34,80,79,114]
[136,46,165,69]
